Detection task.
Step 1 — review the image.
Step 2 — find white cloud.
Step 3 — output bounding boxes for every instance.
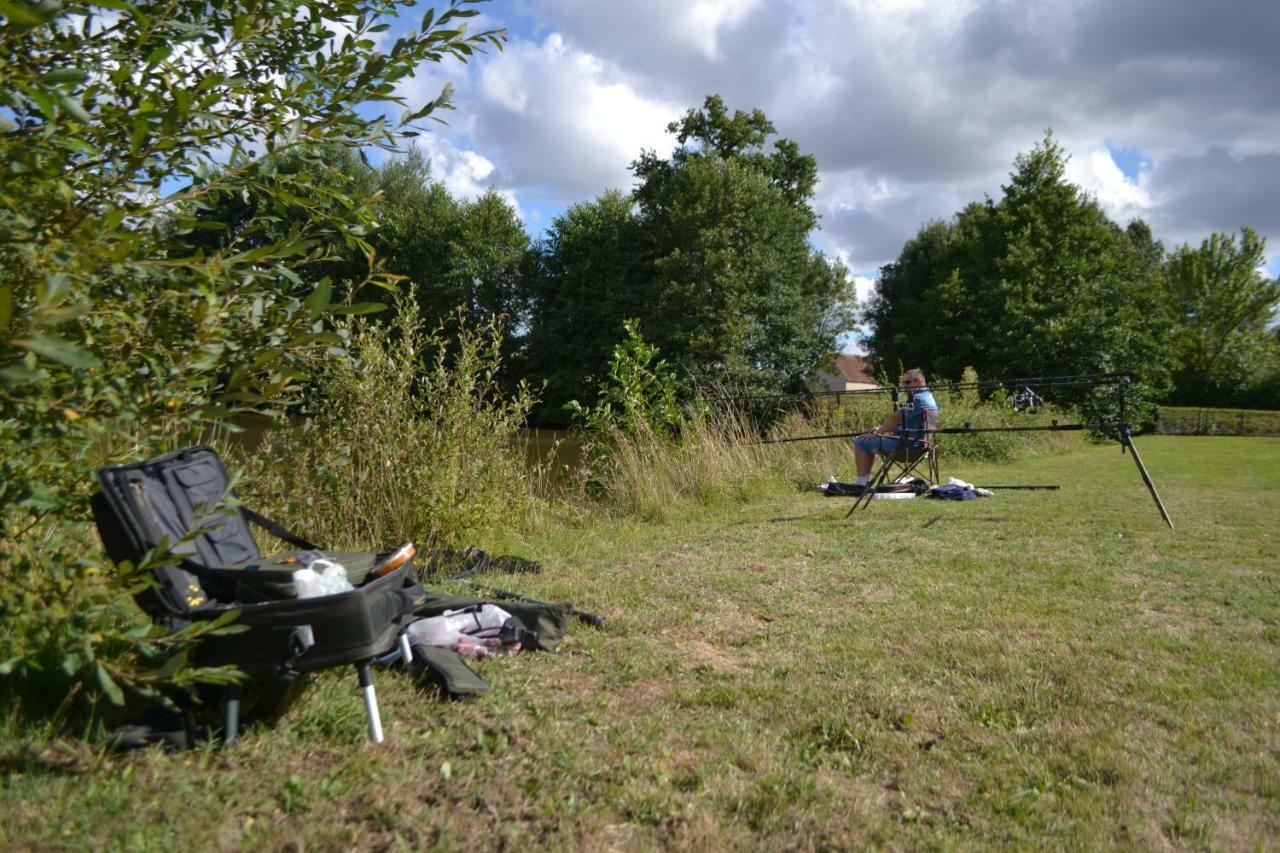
[410,134,504,204]
[400,32,680,201]
[684,0,765,59]
[384,0,1280,276]
[1064,146,1153,226]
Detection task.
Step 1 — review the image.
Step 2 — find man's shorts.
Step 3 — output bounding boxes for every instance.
[853,433,905,455]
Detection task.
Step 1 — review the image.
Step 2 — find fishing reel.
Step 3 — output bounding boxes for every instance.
[1012,387,1042,414]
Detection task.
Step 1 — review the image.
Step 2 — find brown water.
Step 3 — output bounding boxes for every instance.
[518,427,583,472]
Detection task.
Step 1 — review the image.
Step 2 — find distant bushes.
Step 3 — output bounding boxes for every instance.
[560,345,1073,518]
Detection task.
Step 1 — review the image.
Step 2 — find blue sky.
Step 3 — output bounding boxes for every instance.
[374,0,1280,346]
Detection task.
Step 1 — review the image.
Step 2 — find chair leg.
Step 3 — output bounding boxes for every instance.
[846,453,893,517]
[356,662,384,744]
[225,683,242,746]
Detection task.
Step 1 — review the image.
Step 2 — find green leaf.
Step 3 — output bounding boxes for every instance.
[145,44,171,68]
[15,332,102,369]
[326,302,386,316]
[304,277,332,318]
[0,363,44,384]
[153,649,189,679]
[0,284,11,331]
[0,1,50,27]
[58,94,92,124]
[95,664,126,705]
[43,68,88,84]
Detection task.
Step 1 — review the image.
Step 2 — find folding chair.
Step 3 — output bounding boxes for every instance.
[92,445,421,745]
[845,415,940,516]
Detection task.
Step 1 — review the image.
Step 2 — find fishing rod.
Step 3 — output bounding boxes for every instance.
[762,420,1105,444]
[735,372,1133,403]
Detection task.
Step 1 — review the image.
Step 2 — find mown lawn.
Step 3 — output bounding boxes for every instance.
[2,436,1277,850]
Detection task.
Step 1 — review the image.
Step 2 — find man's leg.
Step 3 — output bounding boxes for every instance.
[852,435,900,487]
[854,443,874,479]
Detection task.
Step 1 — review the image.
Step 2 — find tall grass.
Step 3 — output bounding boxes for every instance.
[234,299,537,554]
[588,407,777,520]
[576,379,1079,520]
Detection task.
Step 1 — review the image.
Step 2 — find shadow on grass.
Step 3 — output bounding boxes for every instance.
[0,744,94,777]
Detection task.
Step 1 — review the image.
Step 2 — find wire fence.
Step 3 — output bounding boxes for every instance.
[1155,406,1280,436]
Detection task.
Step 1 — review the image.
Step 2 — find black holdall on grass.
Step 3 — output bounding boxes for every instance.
[92,445,423,743]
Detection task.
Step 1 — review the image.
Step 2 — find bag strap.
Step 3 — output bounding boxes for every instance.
[240,507,320,551]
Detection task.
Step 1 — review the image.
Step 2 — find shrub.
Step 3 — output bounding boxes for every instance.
[0,0,500,728]
[236,299,537,554]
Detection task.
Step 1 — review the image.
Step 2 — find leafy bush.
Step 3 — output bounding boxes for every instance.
[0,0,499,726]
[566,319,688,442]
[237,299,537,554]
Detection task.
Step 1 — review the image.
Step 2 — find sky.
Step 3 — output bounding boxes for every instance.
[386,0,1280,343]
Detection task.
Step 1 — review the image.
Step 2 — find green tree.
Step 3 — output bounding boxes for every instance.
[640,153,848,392]
[865,132,1176,391]
[446,189,531,334]
[0,0,499,715]
[635,94,819,228]
[1165,228,1280,402]
[526,95,851,420]
[364,148,462,309]
[521,190,649,418]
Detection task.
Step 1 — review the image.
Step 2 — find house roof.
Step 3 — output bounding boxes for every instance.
[834,354,876,384]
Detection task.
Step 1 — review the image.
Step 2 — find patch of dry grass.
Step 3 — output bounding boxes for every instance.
[2,437,1277,849]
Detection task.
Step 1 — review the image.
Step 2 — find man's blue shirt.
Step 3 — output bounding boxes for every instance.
[896,388,938,439]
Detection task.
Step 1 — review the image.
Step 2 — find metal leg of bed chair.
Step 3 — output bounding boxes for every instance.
[225,684,242,746]
[356,662,384,744]
[398,633,414,671]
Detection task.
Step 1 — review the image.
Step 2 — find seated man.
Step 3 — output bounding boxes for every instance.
[849,368,938,492]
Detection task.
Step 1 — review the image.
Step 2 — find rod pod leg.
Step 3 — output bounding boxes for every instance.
[1122,430,1174,529]
[398,633,414,670]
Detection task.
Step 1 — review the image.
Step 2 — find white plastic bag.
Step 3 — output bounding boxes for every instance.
[292,556,354,598]
[406,605,526,658]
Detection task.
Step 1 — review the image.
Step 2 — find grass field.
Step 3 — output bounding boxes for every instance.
[2,437,1277,849]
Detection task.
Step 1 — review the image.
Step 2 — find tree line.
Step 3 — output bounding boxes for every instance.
[186,95,855,423]
[193,127,1279,421]
[865,133,1280,409]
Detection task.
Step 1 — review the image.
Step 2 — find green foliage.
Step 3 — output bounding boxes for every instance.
[0,0,500,720]
[635,94,819,227]
[567,319,687,443]
[363,149,532,342]
[640,153,850,394]
[525,95,854,418]
[521,190,651,420]
[1164,228,1280,405]
[0,532,249,729]
[865,132,1175,392]
[239,296,537,554]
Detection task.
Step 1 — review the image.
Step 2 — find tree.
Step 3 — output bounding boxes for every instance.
[639,153,847,391]
[0,0,500,713]
[865,132,1176,391]
[635,94,819,228]
[520,190,650,418]
[524,95,852,420]
[446,190,531,335]
[1165,228,1280,402]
